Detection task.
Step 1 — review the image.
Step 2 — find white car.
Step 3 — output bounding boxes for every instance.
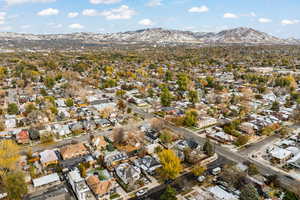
[197,175,205,183]
[212,167,221,175]
[136,188,147,197]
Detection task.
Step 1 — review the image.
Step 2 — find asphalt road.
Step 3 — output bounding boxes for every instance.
[130,104,300,196]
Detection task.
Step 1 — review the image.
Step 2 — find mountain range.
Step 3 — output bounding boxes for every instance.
[0,27,299,50]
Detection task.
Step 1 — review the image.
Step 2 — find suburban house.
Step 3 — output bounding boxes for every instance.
[16,129,30,144]
[60,143,89,160]
[269,147,293,164]
[32,173,61,188]
[86,175,114,199]
[207,131,235,144]
[67,168,95,200]
[104,151,128,167]
[91,136,108,150]
[133,155,161,175]
[115,163,141,185]
[39,150,58,167]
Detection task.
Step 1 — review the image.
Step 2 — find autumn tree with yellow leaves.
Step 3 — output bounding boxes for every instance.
[0,140,20,176]
[158,149,183,180]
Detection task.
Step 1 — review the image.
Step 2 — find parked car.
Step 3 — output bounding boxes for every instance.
[197,175,205,183]
[212,167,221,175]
[136,188,148,197]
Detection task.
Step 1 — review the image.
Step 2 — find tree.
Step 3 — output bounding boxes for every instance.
[160,87,172,107]
[159,131,173,144]
[117,99,126,113]
[7,103,19,115]
[2,171,28,200]
[247,163,259,176]
[65,98,74,107]
[236,135,249,146]
[113,128,125,145]
[160,186,177,200]
[44,76,55,88]
[177,73,189,91]
[239,184,260,200]
[25,103,37,115]
[283,190,299,200]
[0,140,20,175]
[183,109,198,127]
[188,90,199,105]
[151,118,165,131]
[192,165,206,177]
[78,163,86,177]
[203,139,214,156]
[271,101,280,112]
[158,149,183,180]
[116,89,126,97]
[0,121,5,131]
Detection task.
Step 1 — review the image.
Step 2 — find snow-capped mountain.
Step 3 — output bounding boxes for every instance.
[0,27,299,48]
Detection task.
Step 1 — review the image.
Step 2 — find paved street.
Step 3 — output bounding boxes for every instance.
[130,104,300,196]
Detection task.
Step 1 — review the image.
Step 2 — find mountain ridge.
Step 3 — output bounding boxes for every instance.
[0,27,299,47]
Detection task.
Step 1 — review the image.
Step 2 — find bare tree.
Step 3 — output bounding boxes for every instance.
[151,118,165,131]
[113,128,125,145]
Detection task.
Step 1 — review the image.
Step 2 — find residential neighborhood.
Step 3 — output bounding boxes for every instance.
[0,45,300,200]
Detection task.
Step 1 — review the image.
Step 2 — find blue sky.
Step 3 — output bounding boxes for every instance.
[0,0,300,38]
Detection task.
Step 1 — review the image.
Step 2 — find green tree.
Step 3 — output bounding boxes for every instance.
[65,98,74,107]
[188,90,199,105]
[159,131,173,144]
[165,70,173,81]
[177,73,189,91]
[78,163,87,177]
[7,103,19,115]
[236,135,249,146]
[3,171,28,200]
[25,103,37,114]
[203,139,214,156]
[247,163,259,176]
[271,101,280,112]
[283,190,299,200]
[183,109,198,127]
[160,186,177,200]
[160,87,172,107]
[44,76,55,88]
[240,184,260,200]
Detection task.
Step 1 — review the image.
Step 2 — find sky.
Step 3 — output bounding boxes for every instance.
[0,0,299,38]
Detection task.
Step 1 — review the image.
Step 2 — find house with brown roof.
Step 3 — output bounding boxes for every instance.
[91,136,108,150]
[16,130,29,144]
[86,176,114,199]
[60,143,88,160]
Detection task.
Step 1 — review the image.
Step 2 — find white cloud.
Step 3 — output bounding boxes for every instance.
[0,26,12,31]
[5,0,55,5]
[0,12,7,25]
[258,18,272,23]
[281,19,299,25]
[138,19,154,26]
[223,13,238,19]
[188,6,209,13]
[21,24,31,29]
[68,12,79,18]
[69,23,84,29]
[100,5,136,20]
[82,9,99,16]
[146,0,162,7]
[90,0,121,4]
[37,8,59,16]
